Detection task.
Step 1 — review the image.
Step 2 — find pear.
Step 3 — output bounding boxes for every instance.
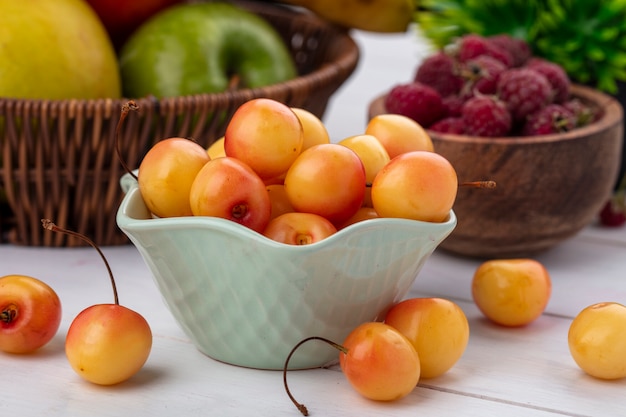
[0,0,121,100]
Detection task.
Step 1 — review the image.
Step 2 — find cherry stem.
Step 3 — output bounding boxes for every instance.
[366,180,497,189]
[283,336,348,416]
[41,219,119,306]
[116,100,140,181]
[459,180,496,189]
[1,304,17,323]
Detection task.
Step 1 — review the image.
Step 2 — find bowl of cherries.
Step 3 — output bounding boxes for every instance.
[369,33,624,258]
[116,98,457,370]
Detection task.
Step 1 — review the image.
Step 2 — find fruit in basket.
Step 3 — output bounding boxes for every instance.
[0,275,62,354]
[42,220,152,385]
[284,144,366,226]
[371,151,457,223]
[0,0,121,99]
[276,0,414,33]
[385,297,469,379]
[189,157,272,233]
[263,212,337,245]
[225,98,304,180]
[86,0,183,49]
[283,322,421,414]
[568,302,626,380]
[118,2,297,98]
[472,259,552,327]
[138,137,211,218]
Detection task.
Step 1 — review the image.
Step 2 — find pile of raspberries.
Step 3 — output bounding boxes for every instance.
[384,33,598,137]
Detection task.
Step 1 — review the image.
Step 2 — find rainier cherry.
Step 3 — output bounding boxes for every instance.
[284,143,366,226]
[472,258,552,327]
[119,99,210,219]
[291,107,331,151]
[371,151,457,223]
[365,113,434,158]
[0,274,62,354]
[263,212,337,245]
[224,98,304,180]
[42,220,152,385]
[137,137,211,218]
[266,184,295,221]
[338,134,390,208]
[189,157,271,233]
[206,136,226,159]
[385,297,469,378]
[284,322,420,415]
[568,302,626,380]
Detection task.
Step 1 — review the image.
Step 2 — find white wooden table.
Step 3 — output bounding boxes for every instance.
[2,28,625,417]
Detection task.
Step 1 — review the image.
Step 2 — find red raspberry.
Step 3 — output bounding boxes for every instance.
[487,34,532,67]
[461,95,512,137]
[415,51,464,97]
[456,34,514,67]
[522,104,577,136]
[599,198,626,227]
[497,68,553,123]
[429,117,466,134]
[442,95,465,117]
[563,98,598,127]
[384,82,446,127]
[460,55,507,98]
[526,58,571,103]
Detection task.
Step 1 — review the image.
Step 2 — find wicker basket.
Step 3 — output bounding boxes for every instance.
[0,0,359,247]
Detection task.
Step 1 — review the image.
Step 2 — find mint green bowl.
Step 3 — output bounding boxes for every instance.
[116,174,456,370]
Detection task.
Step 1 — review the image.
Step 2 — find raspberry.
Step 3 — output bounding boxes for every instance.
[461,95,512,137]
[497,68,553,123]
[415,51,464,97]
[563,98,598,127]
[522,104,577,136]
[429,117,466,134]
[526,58,571,103]
[460,55,507,98]
[384,82,446,127]
[599,198,626,227]
[487,34,532,67]
[442,94,465,117]
[456,34,514,67]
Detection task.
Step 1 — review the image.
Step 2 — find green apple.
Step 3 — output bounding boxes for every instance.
[118,2,297,98]
[0,0,121,99]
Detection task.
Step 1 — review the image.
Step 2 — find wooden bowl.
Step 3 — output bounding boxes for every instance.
[369,84,624,258]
